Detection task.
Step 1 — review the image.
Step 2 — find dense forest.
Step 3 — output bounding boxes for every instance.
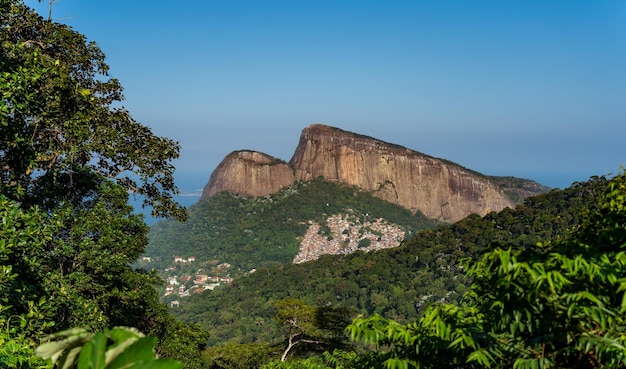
[173,176,607,346]
[2,1,626,368]
[147,177,440,272]
[184,173,625,369]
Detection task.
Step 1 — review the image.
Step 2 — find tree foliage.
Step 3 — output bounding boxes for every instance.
[0,0,184,219]
[273,299,353,362]
[335,170,626,368]
[35,326,183,369]
[1,1,207,367]
[202,342,273,369]
[0,195,54,368]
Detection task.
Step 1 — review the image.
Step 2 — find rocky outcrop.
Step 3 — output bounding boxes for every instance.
[201,124,517,223]
[488,176,551,204]
[289,124,515,222]
[200,150,295,200]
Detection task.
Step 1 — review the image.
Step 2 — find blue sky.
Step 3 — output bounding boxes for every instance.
[25,1,626,198]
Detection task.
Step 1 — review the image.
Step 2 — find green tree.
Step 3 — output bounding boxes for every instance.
[0,195,54,368]
[202,342,273,369]
[273,299,353,362]
[1,1,208,367]
[0,0,184,219]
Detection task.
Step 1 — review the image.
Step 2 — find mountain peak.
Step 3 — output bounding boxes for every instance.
[202,125,516,222]
[200,150,294,200]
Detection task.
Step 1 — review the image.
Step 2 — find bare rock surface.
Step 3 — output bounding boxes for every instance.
[202,124,515,222]
[200,150,295,200]
[289,124,515,222]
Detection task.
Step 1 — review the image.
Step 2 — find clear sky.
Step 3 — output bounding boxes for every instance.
[25,0,626,198]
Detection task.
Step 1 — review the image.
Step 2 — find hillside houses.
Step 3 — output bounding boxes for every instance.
[164,274,233,297]
[162,255,233,299]
[174,255,196,263]
[293,214,405,263]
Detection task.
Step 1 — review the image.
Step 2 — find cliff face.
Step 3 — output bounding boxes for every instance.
[200,150,295,200]
[289,124,515,222]
[202,124,516,222]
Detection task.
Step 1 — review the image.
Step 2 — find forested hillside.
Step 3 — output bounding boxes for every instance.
[173,176,607,346]
[146,178,439,273]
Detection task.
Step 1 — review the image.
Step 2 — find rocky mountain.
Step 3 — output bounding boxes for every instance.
[202,124,520,222]
[200,150,294,199]
[488,175,552,204]
[146,124,551,303]
[173,176,606,346]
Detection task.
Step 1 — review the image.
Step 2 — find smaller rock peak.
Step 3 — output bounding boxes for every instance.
[227,150,285,166]
[200,150,295,201]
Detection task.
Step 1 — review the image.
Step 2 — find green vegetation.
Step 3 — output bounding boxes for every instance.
[173,176,607,347]
[1,1,206,367]
[35,327,182,369]
[3,2,625,368]
[146,177,439,272]
[310,170,626,368]
[272,298,352,362]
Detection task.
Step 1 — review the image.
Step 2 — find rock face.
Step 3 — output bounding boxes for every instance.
[202,124,516,222]
[200,150,295,200]
[289,124,515,222]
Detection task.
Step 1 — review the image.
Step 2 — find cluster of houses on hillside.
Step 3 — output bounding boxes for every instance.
[164,273,233,297]
[153,256,234,299]
[293,214,405,263]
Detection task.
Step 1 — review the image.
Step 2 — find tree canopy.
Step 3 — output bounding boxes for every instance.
[1,0,185,219]
[282,170,626,369]
[1,1,207,368]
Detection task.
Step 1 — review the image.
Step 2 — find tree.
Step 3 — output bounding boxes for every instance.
[0,195,55,368]
[1,0,185,219]
[272,299,352,362]
[1,1,208,367]
[202,342,272,369]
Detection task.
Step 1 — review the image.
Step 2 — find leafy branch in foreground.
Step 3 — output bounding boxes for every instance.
[35,326,183,369]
